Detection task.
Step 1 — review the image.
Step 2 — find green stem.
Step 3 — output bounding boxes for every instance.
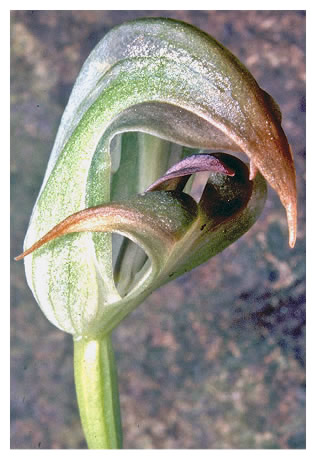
[73,334,123,449]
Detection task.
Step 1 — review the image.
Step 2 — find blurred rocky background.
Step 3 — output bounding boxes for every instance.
[11,10,305,449]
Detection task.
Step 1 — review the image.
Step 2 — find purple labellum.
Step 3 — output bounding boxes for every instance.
[146,154,235,193]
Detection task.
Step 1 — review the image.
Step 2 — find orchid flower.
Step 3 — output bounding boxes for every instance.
[16,18,296,449]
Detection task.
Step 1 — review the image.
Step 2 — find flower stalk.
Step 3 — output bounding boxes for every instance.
[73,334,122,449]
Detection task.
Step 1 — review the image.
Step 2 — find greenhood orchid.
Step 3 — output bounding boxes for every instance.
[16,18,297,449]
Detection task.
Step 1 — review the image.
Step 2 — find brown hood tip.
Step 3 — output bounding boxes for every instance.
[286,200,297,249]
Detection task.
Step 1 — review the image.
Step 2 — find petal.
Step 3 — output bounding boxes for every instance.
[15,192,199,269]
